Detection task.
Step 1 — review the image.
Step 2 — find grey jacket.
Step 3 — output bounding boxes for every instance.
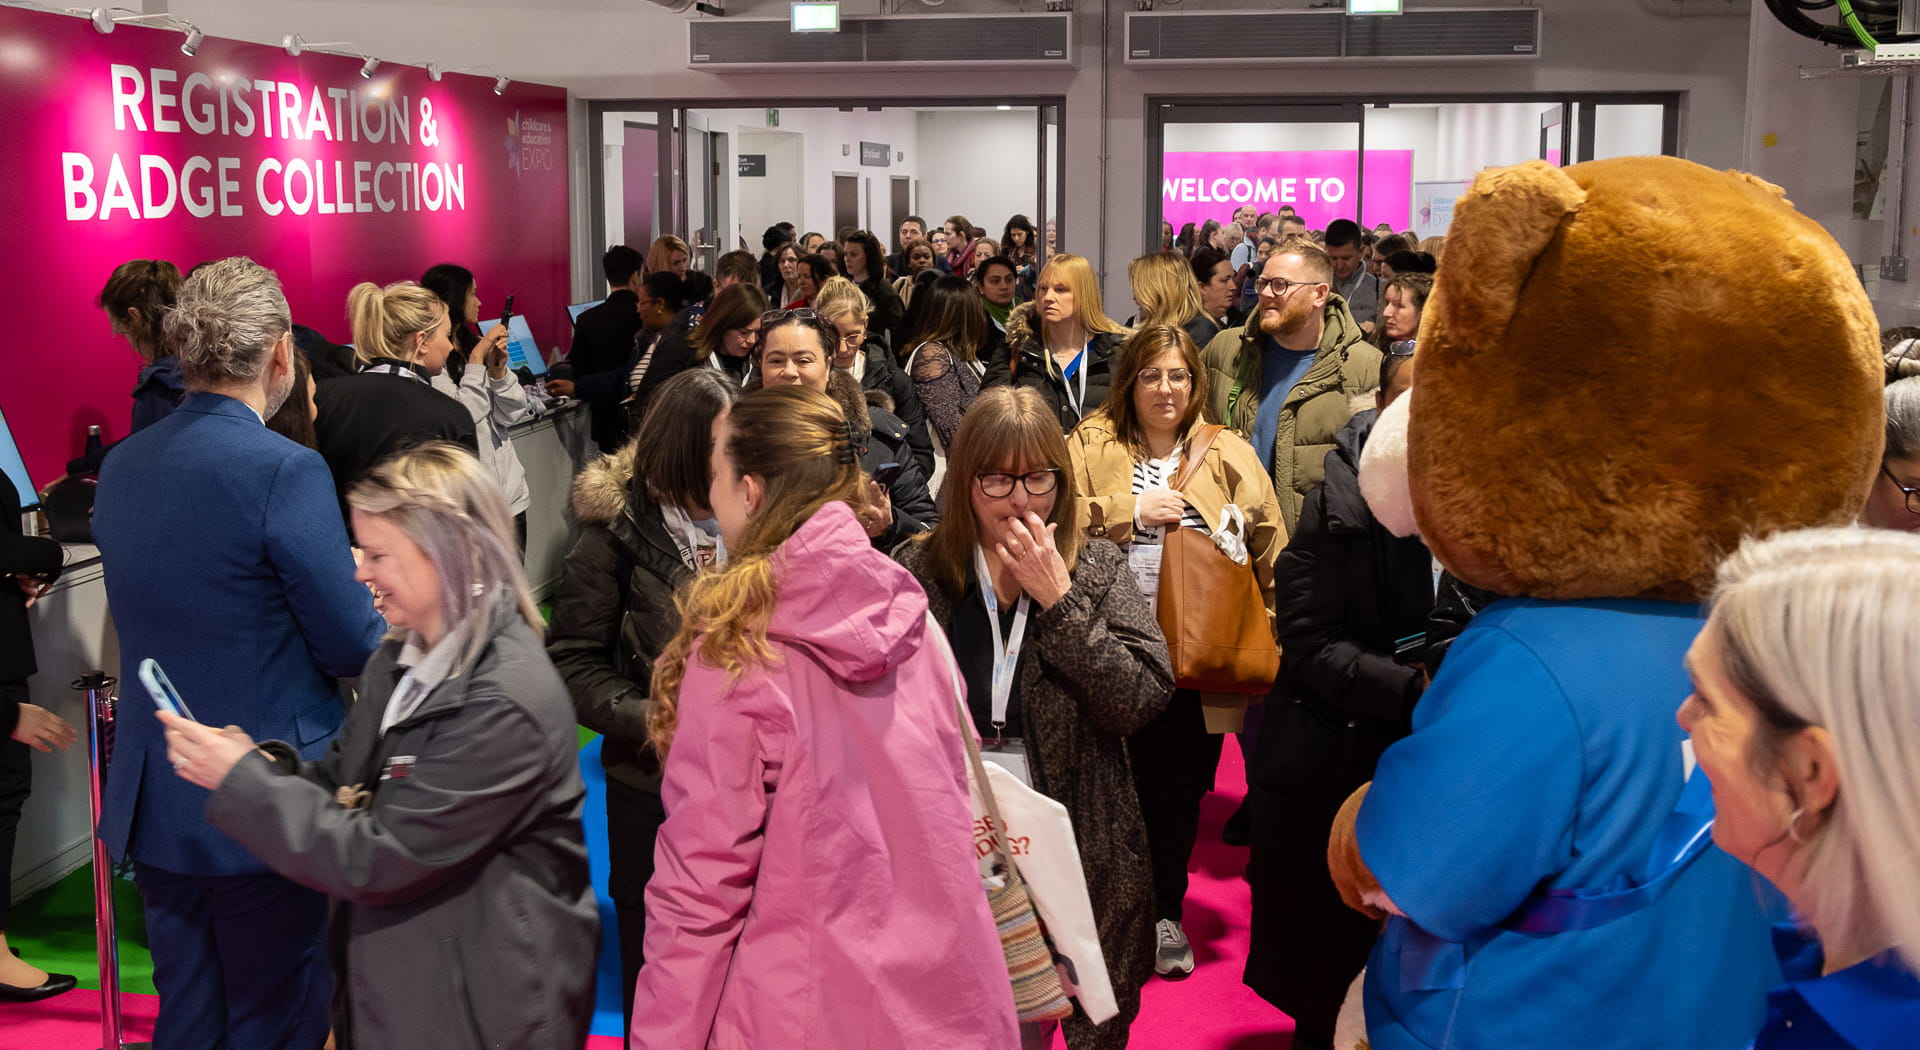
[208,614,599,1050]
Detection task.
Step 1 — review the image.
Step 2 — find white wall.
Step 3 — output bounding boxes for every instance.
[915,109,1042,238]
[166,0,1755,305]
[736,129,805,252]
[1434,102,1564,183]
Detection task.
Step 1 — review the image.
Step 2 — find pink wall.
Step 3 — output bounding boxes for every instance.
[1161,150,1413,232]
[0,7,570,488]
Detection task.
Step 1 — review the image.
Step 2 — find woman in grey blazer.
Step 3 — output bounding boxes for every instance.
[160,443,598,1050]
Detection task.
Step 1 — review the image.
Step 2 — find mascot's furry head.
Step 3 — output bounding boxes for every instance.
[1405,156,1883,601]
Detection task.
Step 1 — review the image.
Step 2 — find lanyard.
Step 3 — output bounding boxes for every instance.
[971,546,1030,735]
[1058,339,1091,418]
[660,503,726,572]
[362,360,428,385]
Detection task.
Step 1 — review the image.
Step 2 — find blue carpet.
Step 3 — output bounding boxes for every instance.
[578,736,628,1039]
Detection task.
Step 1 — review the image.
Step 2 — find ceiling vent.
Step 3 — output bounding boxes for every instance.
[689,13,1073,71]
[1125,7,1540,66]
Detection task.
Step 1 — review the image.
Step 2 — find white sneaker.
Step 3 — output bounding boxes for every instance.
[1154,918,1195,979]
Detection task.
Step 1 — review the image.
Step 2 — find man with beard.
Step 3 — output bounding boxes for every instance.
[93,256,385,1050]
[1200,237,1380,534]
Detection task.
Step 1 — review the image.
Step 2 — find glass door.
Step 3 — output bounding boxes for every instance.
[681,110,720,274]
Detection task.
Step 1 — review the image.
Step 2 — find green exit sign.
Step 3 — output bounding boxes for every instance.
[1348,0,1402,13]
[791,1,840,32]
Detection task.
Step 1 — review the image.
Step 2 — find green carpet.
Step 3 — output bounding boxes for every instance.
[8,865,154,994]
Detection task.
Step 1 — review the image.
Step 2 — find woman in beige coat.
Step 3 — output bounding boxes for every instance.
[1066,324,1285,978]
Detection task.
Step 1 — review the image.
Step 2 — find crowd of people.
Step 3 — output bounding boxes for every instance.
[0,194,1914,1050]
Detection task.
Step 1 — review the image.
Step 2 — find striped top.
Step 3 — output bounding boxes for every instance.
[1131,449,1209,543]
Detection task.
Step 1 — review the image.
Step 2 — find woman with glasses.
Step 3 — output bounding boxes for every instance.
[1863,377,1920,531]
[768,243,805,307]
[815,277,933,477]
[1244,348,1436,1050]
[1065,325,1284,981]
[895,386,1174,1050]
[751,308,937,550]
[983,254,1132,432]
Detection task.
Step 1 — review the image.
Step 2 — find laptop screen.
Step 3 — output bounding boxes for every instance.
[477,315,547,377]
[0,404,40,510]
[567,300,602,325]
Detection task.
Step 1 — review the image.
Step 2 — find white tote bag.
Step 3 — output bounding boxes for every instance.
[929,615,1119,1025]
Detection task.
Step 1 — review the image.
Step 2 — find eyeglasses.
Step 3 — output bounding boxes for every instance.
[1883,462,1920,515]
[1254,276,1326,297]
[759,308,819,325]
[976,469,1060,498]
[838,328,866,348]
[1136,368,1192,389]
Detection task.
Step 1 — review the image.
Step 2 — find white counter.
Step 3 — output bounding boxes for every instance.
[9,400,593,900]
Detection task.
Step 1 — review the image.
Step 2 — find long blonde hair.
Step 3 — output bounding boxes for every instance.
[346,443,540,674]
[1127,251,1203,330]
[647,385,870,756]
[1037,253,1129,336]
[1704,526,1920,973]
[347,280,447,366]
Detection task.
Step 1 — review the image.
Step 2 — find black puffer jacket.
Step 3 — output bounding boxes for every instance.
[545,442,688,794]
[1243,408,1437,1042]
[854,337,934,477]
[980,302,1128,431]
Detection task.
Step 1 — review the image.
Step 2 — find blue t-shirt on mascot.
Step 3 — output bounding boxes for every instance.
[1356,598,1781,1050]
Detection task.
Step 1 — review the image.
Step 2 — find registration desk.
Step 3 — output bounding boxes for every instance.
[8,400,592,900]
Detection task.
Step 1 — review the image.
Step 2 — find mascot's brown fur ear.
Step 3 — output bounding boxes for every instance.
[1429,160,1587,363]
[1329,783,1385,919]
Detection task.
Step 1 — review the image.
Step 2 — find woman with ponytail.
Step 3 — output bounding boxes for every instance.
[313,280,477,513]
[629,385,1016,1049]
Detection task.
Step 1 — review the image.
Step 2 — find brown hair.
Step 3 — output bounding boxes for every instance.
[1128,252,1204,330]
[648,385,870,755]
[1091,325,1211,459]
[915,386,1084,601]
[691,283,770,363]
[264,350,316,449]
[98,259,184,361]
[632,369,740,510]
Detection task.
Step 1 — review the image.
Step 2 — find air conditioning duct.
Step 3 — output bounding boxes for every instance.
[1125,7,1541,66]
[689,13,1073,70]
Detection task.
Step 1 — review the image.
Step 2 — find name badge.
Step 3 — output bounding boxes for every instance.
[381,755,417,781]
[980,738,1032,787]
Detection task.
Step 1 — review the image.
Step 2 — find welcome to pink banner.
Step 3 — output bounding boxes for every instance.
[1161,150,1414,233]
[0,6,570,487]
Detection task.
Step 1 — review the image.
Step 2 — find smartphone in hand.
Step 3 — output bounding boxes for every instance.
[138,658,198,722]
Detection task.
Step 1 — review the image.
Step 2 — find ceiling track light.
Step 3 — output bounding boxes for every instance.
[494,75,509,95]
[282,34,381,78]
[88,8,204,55]
[359,56,379,78]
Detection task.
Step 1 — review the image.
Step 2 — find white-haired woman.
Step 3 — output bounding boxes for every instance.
[159,443,598,1050]
[1679,527,1920,1049]
[1862,377,1920,532]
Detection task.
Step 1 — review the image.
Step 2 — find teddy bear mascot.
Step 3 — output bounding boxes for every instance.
[1325,155,1885,1050]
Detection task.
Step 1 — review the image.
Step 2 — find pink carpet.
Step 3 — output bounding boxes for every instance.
[8,746,1294,1050]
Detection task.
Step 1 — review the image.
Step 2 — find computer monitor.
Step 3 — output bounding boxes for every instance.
[567,300,602,326]
[477,315,547,377]
[0,404,39,511]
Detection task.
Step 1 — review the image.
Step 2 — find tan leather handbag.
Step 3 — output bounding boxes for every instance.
[1157,425,1280,694]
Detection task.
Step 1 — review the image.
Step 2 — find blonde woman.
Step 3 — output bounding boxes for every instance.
[814,276,931,474]
[982,253,1132,431]
[1680,527,1920,1048]
[160,443,599,1050]
[630,385,1015,1048]
[1128,252,1214,355]
[313,281,476,512]
[646,235,691,278]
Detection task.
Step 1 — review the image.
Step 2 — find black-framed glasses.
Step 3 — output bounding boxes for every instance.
[759,308,819,325]
[1136,368,1192,389]
[1883,462,1920,515]
[976,469,1060,498]
[1254,275,1326,297]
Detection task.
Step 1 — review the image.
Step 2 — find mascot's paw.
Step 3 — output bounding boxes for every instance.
[1359,391,1417,539]
[1334,969,1371,1050]
[1329,783,1385,919]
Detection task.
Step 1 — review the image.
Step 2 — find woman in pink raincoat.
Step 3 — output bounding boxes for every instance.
[630,383,1018,1049]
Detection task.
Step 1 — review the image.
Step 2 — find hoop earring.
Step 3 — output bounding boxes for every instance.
[1785,806,1807,846]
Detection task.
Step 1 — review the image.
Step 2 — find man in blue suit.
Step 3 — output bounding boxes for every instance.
[94,257,385,1050]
